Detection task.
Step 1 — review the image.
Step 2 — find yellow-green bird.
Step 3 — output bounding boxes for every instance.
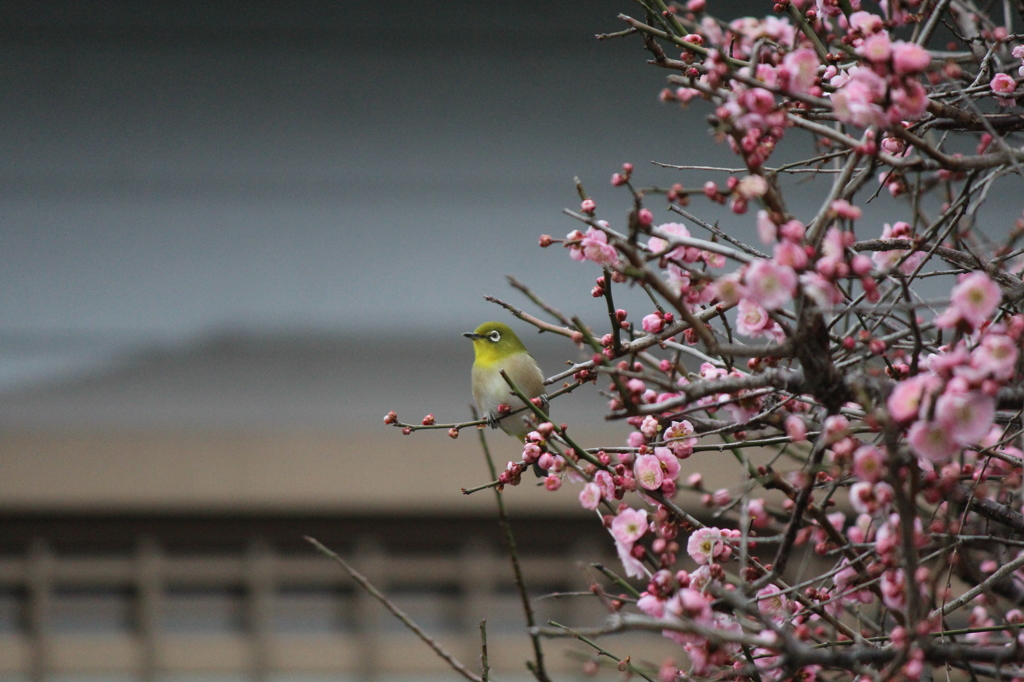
[464,321,547,440]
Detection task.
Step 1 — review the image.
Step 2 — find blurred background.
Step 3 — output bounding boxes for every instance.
[0,2,705,680]
[0,1,1016,680]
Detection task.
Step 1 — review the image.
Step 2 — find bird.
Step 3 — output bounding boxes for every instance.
[464,321,547,440]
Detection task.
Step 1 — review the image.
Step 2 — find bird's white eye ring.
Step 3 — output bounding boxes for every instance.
[488,331,501,343]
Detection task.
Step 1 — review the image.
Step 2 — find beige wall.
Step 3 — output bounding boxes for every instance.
[0,427,620,514]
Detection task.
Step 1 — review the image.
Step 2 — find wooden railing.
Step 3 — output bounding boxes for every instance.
[0,530,676,680]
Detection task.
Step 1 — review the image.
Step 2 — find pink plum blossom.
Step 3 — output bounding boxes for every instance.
[616,539,647,579]
[594,470,615,499]
[641,415,661,439]
[871,222,926,274]
[850,480,895,515]
[568,226,618,265]
[849,11,884,35]
[858,32,892,63]
[969,333,1018,381]
[648,223,699,262]
[774,240,808,270]
[711,272,746,306]
[831,66,887,127]
[611,507,649,545]
[831,199,862,220]
[823,414,850,443]
[991,73,1017,95]
[907,420,960,462]
[634,453,664,490]
[939,271,1002,328]
[686,527,730,565]
[636,593,666,619]
[744,259,797,310]
[779,219,805,242]
[929,348,974,379]
[669,588,713,624]
[853,444,885,483]
[665,263,691,296]
[653,447,681,481]
[579,482,601,510]
[748,498,771,528]
[757,584,789,622]
[756,210,777,243]
[782,48,820,94]
[736,298,771,336]
[890,80,929,120]
[735,174,768,199]
[702,250,725,268]
[888,373,940,423]
[664,420,697,458]
[891,41,931,74]
[934,389,995,446]
[800,271,844,308]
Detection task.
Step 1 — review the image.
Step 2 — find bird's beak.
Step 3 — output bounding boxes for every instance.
[463,332,483,340]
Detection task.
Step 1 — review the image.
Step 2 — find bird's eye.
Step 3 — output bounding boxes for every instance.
[488,331,501,343]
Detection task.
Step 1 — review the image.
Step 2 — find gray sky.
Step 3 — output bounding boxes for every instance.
[0,1,689,387]
[0,1,1017,391]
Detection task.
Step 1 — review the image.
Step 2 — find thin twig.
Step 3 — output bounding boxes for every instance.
[305,536,483,682]
[474,408,552,682]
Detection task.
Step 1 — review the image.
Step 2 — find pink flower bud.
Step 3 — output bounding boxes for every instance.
[642,313,665,333]
[637,208,653,226]
[522,443,542,464]
[851,254,872,276]
[580,198,596,214]
[830,199,862,220]
[544,475,562,491]
[785,415,808,442]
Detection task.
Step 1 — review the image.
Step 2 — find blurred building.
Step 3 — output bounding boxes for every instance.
[0,332,688,681]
